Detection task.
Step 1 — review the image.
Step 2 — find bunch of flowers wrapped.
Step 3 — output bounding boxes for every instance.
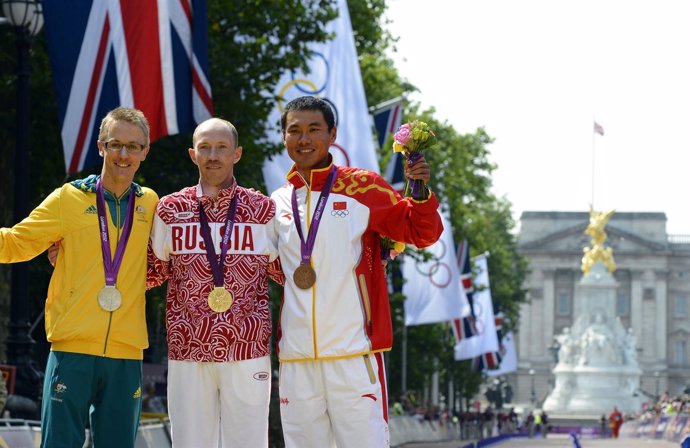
[380,236,406,262]
[393,120,437,200]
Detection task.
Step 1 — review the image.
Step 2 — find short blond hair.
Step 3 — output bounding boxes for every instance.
[98,107,150,146]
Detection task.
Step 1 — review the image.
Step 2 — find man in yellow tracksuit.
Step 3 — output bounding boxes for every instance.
[0,107,158,448]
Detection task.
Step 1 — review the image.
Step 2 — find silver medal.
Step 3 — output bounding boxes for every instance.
[98,285,122,312]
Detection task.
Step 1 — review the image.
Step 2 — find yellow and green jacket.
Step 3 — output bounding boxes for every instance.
[0,175,158,360]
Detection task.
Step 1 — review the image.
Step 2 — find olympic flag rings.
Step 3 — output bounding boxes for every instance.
[329,142,350,167]
[277,79,318,112]
[275,51,356,167]
[291,52,329,95]
[473,302,486,335]
[413,240,452,288]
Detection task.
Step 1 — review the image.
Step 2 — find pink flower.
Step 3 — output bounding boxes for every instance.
[394,123,411,145]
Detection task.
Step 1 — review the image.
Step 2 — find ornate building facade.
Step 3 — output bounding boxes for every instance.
[513,211,690,409]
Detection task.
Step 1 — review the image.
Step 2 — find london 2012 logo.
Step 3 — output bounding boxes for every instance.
[276,52,351,167]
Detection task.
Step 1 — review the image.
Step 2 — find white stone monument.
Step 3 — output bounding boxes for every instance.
[543,208,641,414]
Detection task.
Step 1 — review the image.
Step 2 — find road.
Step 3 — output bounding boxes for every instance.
[401,434,680,447]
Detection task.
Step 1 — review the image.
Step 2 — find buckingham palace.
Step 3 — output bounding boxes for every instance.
[512,211,690,407]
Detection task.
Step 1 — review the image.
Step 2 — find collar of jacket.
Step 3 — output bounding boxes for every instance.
[286,156,335,191]
[71,174,144,198]
[191,178,238,202]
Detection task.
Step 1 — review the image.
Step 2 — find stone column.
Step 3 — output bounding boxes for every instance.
[518,302,531,365]
[539,269,555,359]
[655,270,669,365]
[631,270,644,359]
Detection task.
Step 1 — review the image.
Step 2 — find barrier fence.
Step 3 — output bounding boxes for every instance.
[1,415,464,448]
[0,418,172,448]
[620,414,690,443]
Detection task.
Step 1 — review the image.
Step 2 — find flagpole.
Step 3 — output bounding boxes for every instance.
[591,117,597,210]
[369,95,404,114]
[402,321,408,392]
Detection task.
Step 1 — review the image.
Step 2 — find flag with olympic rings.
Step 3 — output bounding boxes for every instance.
[402,210,470,326]
[262,0,379,193]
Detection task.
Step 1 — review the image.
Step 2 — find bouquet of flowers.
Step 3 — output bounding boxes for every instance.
[393,120,437,200]
[380,236,406,262]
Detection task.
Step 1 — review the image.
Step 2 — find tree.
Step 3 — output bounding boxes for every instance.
[0,0,338,363]
[0,0,528,428]
[346,1,528,406]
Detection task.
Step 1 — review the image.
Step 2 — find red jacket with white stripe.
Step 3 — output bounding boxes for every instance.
[148,182,282,362]
[271,163,443,361]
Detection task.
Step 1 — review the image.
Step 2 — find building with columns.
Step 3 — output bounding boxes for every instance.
[512,211,690,408]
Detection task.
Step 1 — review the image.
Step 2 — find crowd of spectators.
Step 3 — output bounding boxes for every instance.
[389,393,550,441]
[632,391,690,420]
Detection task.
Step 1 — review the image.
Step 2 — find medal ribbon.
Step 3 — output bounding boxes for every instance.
[96,177,136,287]
[291,165,337,266]
[198,193,238,287]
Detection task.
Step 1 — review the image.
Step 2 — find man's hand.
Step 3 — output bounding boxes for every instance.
[47,242,61,267]
[404,154,431,184]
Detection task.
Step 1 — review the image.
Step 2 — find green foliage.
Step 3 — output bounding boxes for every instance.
[348,0,394,59]
[347,0,529,405]
[140,0,338,198]
[381,108,528,404]
[420,115,528,331]
[0,0,528,422]
[0,2,338,364]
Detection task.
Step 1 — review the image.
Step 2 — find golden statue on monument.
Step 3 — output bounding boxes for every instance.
[581,206,617,273]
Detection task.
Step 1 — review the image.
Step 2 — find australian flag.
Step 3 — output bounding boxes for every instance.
[42,0,213,174]
[371,97,404,191]
[452,240,478,342]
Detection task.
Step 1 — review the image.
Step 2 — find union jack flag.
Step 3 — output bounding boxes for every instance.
[472,349,502,371]
[473,310,506,372]
[372,97,404,192]
[452,240,478,342]
[372,97,403,149]
[42,0,213,174]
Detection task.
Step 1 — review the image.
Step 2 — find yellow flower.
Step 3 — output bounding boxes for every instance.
[393,142,405,153]
[393,241,406,253]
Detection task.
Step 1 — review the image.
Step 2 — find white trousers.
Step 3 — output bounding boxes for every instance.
[167,357,271,448]
[279,354,389,448]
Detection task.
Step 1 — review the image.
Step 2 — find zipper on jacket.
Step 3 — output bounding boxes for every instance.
[103,314,114,355]
[358,274,373,335]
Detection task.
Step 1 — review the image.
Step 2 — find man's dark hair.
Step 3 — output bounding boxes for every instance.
[281,96,335,132]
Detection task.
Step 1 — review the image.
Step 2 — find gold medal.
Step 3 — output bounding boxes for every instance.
[98,285,122,312]
[208,286,233,313]
[293,264,316,289]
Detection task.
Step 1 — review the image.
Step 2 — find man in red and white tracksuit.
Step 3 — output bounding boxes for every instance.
[272,96,443,447]
[148,118,282,447]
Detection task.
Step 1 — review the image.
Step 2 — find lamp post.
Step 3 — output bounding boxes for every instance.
[1,0,44,415]
[529,369,536,406]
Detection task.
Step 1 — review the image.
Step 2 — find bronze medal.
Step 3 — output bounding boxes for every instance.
[208,286,233,313]
[293,264,316,289]
[98,285,122,312]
